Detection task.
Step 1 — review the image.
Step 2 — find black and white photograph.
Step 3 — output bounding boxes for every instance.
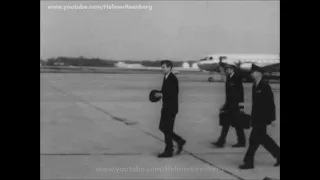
[40,0,280,179]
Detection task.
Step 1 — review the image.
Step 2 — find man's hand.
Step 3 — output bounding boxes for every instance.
[154,92,163,98]
[270,121,276,127]
[219,105,226,112]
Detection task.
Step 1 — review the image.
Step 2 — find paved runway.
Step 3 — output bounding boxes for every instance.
[40,72,280,179]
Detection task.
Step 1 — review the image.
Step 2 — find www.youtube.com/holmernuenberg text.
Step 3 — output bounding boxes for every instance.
[47,4,153,11]
[96,166,222,173]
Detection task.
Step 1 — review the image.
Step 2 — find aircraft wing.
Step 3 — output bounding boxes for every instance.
[261,63,280,72]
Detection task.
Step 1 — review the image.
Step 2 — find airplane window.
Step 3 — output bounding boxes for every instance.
[209,57,213,60]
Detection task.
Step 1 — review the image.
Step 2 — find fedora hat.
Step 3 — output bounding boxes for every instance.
[149,90,162,102]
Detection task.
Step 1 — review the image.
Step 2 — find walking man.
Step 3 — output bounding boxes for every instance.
[239,64,280,169]
[154,60,186,158]
[213,63,246,148]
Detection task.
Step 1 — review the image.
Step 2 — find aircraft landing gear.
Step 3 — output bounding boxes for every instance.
[208,77,214,82]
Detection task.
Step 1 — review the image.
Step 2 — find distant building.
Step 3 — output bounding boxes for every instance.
[192,63,199,69]
[182,62,190,68]
[54,62,65,66]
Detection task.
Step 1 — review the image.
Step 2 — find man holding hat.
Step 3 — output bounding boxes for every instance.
[239,64,280,169]
[213,62,246,148]
[153,60,186,158]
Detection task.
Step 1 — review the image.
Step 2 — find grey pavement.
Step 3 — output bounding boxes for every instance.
[41,73,280,179]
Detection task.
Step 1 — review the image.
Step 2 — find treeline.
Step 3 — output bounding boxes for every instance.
[40,59,46,64]
[42,57,197,67]
[45,57,115,67]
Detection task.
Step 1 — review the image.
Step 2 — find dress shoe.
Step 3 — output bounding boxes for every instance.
[239,163,254,169]
[232,143,246,148]
[212,141,225,148]
[157,152,173,158]
[263,177,276,180]
[176,140,186,155]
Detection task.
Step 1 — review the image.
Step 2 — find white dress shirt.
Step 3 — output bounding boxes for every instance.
[165,72,171,79]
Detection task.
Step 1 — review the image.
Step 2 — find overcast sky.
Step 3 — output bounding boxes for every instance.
[40,1,279,61]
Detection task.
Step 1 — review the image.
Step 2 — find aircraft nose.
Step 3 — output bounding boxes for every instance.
[197,62,205,69]
[198,61,204,65]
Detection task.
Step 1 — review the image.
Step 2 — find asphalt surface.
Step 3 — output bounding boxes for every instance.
[40,72,280,179]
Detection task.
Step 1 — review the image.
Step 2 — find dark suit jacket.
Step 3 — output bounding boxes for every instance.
[222,73,244,111]
[161,72,179,114]
[251,79,276,127]
[219,73,244,126]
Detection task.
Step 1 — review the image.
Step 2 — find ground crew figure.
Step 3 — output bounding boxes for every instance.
[154,60,186,158]
[213,63,246,148]
[239,64,280,169]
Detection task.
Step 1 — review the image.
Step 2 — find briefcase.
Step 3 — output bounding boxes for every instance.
[219,110,233,126]
[234,112,251,129]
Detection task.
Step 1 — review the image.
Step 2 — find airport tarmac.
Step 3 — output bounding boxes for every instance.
[40,72,280,179]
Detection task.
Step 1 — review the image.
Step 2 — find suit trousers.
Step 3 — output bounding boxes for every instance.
[159,110,184,152]
[243,124,280,165]
[218,125,246,144]
[218,110,246,144]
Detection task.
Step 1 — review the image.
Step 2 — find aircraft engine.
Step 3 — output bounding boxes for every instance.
[239,63,252,71]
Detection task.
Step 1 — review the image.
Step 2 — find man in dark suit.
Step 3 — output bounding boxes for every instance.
[239,64,280,169]
[154,60,186,158]
[213,63,246,148]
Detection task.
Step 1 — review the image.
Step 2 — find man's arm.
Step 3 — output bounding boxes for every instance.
[236,76,244,104]
[229,76,244,110]
[160,75,178,100]
[263,83,276,122]
[167,75,179,99]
